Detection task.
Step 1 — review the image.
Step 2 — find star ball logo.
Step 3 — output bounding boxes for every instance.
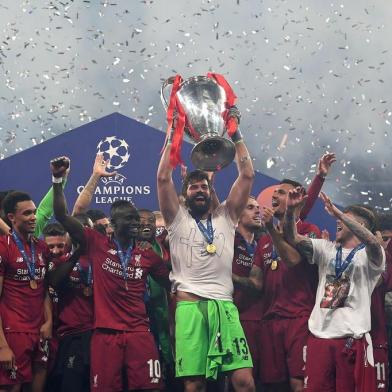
[76,136,151,205]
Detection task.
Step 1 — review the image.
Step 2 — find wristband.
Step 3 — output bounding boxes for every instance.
[317,173,327,179]
[52,176,63,184]
[231,128,243,143]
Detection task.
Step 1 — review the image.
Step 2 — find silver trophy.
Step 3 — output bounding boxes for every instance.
[161,75,236,171]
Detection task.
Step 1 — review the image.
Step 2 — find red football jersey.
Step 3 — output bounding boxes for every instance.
[50,254,94,338]
[84,228,169,331]
[254,221,320,319]
[0,234,50,333]
[232,232,262,321]
[370,250,392,346]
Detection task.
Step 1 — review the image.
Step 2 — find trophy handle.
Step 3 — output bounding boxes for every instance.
[160,76,176,110]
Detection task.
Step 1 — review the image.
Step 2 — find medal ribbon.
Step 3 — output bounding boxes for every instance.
[271,245,278,261]
[77,262,92,286]
[113,239,133,282]
[11,231,36,280]
[335,243,365,279]
[243,239,256,257]
[196,215,214,245]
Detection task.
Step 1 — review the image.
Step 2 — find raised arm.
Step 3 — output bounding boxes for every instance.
[72,153,114,215]
[225,129,255,222]
[300,152,336,220]
[320,192,383,267]
[157,142,180,227]
[51,157,86,248]
[263,206,302,267]
[283,188,314,263]
[47,246,82,288]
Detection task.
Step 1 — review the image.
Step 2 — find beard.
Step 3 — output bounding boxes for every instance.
[186,193,211,217]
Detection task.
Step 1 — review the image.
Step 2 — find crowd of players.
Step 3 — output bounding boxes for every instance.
[0,119,391,392]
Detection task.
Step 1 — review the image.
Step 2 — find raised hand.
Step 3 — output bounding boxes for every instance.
[286,187,308,210]
[93,153,115,177]
[321,229,330,241]
[319,192,342,218]
[317,153,336,177]
[50,156,70,178]
[262,206,274,228]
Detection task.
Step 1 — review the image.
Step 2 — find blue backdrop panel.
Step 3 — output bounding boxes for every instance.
[0,113,336,235]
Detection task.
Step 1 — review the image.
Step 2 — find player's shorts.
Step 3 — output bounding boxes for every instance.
[0,332,48,386]
[175,300,253,379]
[259,317,309,383]
[373,343,388,391]
[54,331,92,392]
[305,334,377,392]
[241,319,261,379]
[90,329,163,391]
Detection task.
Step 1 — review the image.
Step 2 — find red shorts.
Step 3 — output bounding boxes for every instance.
[305,335,377,392]
[259,317,309,383]
[0,332,48,386]
[373,344,388,391]
[90,329,163,391]
[241,320,261,378]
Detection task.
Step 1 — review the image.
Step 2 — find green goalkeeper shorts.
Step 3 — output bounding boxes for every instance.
[175,299,253,379]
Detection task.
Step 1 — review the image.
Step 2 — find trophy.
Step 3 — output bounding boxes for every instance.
[160,74,238,171]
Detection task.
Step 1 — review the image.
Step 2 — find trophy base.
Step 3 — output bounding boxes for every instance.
[191,136,236,171]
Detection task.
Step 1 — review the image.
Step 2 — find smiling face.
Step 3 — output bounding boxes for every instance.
[8,200,37,237]
[239,198,262,232]
[185,179,212,217]
[335,212,356,244]
[138,210,156,242]
[111,204,140,239]
[45,235,68,257]
[271,183,295,219]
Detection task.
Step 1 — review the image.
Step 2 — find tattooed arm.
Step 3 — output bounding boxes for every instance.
[233,264,263,293]
[320,192,383,267]
[283,187,315,263]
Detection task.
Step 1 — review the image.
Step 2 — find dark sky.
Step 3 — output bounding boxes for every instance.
[0,0,391,209]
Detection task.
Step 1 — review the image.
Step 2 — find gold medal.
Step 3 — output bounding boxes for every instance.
[83,286,92,297]
[271,260,278,271]
[30,280,38,290]
[206,243,217,254]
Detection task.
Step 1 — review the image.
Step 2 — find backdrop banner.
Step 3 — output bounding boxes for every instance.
[0,112,335,234]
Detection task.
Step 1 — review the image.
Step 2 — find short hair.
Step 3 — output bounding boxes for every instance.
[181,170,211,197]
[280,179,303,189]
[86,209,107,223]
[350,204,379,233]
[73,213,93,228]
[43,223,67,238]
[343,205,376,232]
[0,190,15,210]
[110,200,138,219]
[2,191,32,215]
[378,213,392,232]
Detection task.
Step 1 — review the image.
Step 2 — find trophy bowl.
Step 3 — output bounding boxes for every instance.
[161,75,236,171]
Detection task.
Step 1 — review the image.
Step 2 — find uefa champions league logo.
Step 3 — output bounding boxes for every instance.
[75,135,150,205]
[96,136,130,170]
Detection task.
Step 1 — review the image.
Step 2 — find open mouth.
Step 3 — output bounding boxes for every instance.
[336,224,343,232]
[142,227,152,234]
[271,200,279,208]
[195,196,205,202]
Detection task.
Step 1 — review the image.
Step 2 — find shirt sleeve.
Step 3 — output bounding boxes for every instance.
[309,238,330,266]
[149,251,170,281]
[34,179,67,238]
[300,174,325,220]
